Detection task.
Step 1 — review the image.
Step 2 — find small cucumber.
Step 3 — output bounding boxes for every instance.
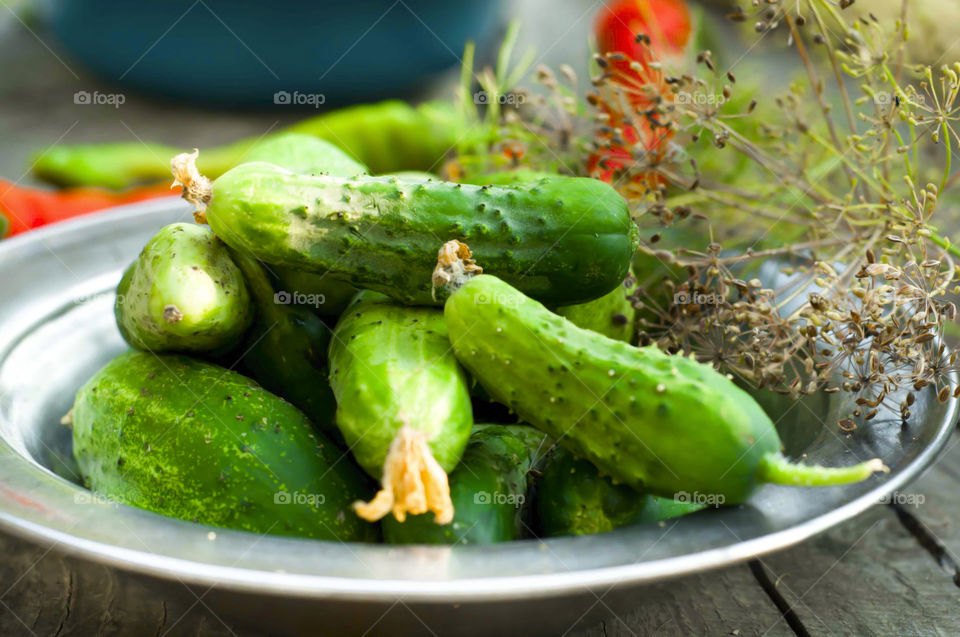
[174,157,637,306]
[437,242,885,505]
[556,280,636,342]
[229,249,339,440]
[382,425,548,545]
[535,446,702,537]
[328,292,473,523]
[70,352,376,541]
[115,223,251,353]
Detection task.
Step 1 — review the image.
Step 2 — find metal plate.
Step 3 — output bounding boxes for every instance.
[0,199,955,634]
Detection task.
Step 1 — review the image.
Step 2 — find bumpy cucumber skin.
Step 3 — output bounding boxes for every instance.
[206,163,637,306]
[536,446,702,537]
[115,223,251,353]
[229,250,340,440]
[556,280,636,342]
[382,425,546,545]
[444,275,779,504]
[328,292,473,477]
[71,352,376,541]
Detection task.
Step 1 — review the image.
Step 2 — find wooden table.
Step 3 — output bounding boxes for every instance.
[2,3,959,635]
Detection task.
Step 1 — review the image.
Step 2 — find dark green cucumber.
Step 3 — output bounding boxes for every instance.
[382,425,548,545]
[115,223,251,353]
[555,279,636,342]
[535,446,702,537]
[229,249,339,439]
[70,352,376,541]
[182,160,636,306]
[328,291,473,522]
[33,100,462,189]
[441,269,885,505]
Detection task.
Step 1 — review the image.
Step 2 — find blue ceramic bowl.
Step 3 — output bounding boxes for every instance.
[45,0,502,104]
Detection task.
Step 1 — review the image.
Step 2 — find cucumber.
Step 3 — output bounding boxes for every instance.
[70,352,376,541]
[437,243,885,505]
[33,100,462,189]
[238,130,366,316]
[174,157,637,306]
[555,279,636,342]
[535,446,702,537]
[382,425,549,545]
[328,292,473,523]
[115,223,251,353]
[229,249,339,440]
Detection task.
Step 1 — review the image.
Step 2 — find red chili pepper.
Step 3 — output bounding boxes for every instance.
[0,181,178,238]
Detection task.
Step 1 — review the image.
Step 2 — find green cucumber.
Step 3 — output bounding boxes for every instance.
[175,157,637,306]
[328,291,473,523]
[382,425,548,545]
[115,223,251,353]
[229,249,339,439]
[437,246,885,505]
[535,446,702,537]
[555,280,636,342]
[70,352,376,541]
[33,100,462,189]
[235,130,366,317]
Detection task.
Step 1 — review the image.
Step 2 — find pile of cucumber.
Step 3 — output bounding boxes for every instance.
[66,131,885,546]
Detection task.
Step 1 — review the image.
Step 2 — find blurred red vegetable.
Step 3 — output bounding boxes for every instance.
[594,0,692,83]
[0,181,178,238]
[589,0,692,188]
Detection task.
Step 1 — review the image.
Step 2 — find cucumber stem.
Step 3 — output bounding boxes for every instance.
[170,150,213,223]
[353,425,454,524]
[758,452,887,487]
[430,240,482,301]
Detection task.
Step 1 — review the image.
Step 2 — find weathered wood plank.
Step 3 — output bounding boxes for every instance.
[569,565,793,637]
[755,465,960,636]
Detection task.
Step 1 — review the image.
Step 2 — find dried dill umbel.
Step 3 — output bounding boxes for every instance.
[460,0,960,426]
